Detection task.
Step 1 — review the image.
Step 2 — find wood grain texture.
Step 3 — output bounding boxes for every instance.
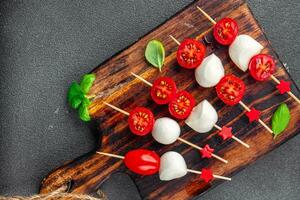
[39,0,300,199]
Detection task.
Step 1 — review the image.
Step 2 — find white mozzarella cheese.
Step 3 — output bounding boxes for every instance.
[195,54,225,88]
[159,151,187,181]
[152,117,180,145]
[229,34,263,71]
[185,100,218,133]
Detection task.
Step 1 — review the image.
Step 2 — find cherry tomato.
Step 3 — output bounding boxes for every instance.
[168,90,195,119]
[213,18,238,45]
[124,149,160,175]
[128,107,155,136]
[249,54,275,81]
[150,77,177,105]
[216,75,245,106]
[177,39,206,69]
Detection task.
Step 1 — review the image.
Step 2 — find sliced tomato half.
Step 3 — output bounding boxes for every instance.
[216,75,245,106]
[150,77,177,105]
[128,107,154,136]
[177,39,206,69]
[249,54,275,81]
[213,18,238,45]
[168,90,195,119]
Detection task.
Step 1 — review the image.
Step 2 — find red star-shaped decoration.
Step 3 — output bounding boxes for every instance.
[276,80,291,94]
[218,126,233,140]
[200,144,214,158]
[246,107,261,122]
[200,168,214,183]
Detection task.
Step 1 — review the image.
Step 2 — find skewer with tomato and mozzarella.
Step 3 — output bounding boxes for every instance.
[103,102,228,163]
[131,73,249,148]
[197,6,300,105]
[96,149,231,182]
[168,35,273,134]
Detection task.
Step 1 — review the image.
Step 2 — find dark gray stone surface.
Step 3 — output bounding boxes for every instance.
[0,0,299,199]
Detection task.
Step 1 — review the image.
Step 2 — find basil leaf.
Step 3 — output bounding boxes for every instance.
[68,82,84,105]
[70,96,82,109]
[272,103,291,138]
[145,40,165,71]
[78,98,91,122]
[80,74,96,94]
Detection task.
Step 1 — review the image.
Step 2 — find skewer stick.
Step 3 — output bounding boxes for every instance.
[96,151,125,159]
[238,101,273,134]
[214,124,250,148]
[177,137,228,163]
[104,102,130,116]
[196,6,217,25]
[169,35,181,45]
[270,75,300,105]
[187,169,231,181]
[131,72,153,87]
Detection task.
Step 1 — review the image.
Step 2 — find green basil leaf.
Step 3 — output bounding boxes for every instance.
[70,96,82,109]
[272,103,291,138]
[145,40,165,71]
[80,74,96,94]
[67,82,84,105]
[78,98,91,122]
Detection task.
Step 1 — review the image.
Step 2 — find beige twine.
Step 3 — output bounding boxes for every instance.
[0,185,106,200]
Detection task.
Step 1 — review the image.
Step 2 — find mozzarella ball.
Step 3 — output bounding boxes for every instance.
[195,54,225,88]
[229,34,263,72]
[159,151,187,181]
[185,100,218,133]
[152,117,180,145]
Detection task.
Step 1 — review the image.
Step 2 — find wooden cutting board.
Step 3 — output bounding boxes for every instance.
[39,0,300,199]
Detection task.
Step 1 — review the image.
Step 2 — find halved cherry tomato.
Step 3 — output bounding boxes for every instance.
[249,54,275,81]
[177,39,206,69]
[168,90,195,119]
[216,75,245,106]
[124,149,160,175]
[213,18,238,45]
[150,77,177,105]
[128,107,154,136]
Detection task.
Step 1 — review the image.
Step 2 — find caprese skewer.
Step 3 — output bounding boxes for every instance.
[104,102,228,163]
[96,149,231,182]
[131,74,249,148]
[196,6,300,105]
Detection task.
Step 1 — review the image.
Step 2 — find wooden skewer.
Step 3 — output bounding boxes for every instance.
[270,75,300,105]
[96,151,125,159]
[196,6,217,25]
[238,101,273,134]
[104,102,228,163]
[186,169,231,181]
[177,137,228,163]
[214,124,250,148]
[131,72,153,87]
[104,102,130,116]
[169,35,181,45]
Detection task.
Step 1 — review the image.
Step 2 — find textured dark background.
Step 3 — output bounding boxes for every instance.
[0,0,299,199]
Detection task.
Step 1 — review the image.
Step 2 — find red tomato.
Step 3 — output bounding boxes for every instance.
[249,54,275,81]
[168,90,195,119]
[128,107,154,136]
[124,149,160,175]
[213,18,238,45]
[177,39,206,69]
[150,77,177,105]
[216,75,245,106]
